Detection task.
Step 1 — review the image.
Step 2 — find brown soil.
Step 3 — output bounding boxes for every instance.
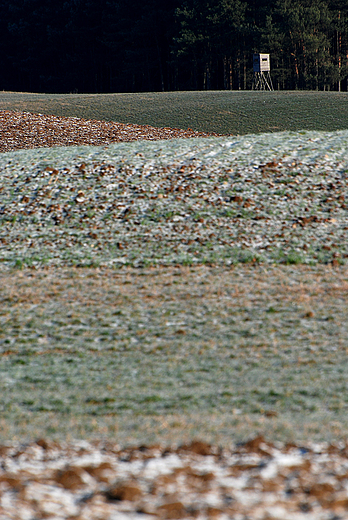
[2,437,348,519]
[0,110,219,153]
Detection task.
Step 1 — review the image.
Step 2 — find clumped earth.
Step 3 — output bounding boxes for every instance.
[2,437,348,520]
[0,110,219,153]
[1,110,348,519]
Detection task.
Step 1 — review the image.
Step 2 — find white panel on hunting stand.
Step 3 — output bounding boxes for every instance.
[252,53,273,90]
[253,54,270,72]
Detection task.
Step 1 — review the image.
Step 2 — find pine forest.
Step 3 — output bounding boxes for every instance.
[1,0,348,93]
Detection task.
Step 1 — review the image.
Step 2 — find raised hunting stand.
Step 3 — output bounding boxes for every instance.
[252,54,274,91]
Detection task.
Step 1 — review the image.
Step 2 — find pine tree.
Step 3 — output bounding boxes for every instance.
[275,0,332,89]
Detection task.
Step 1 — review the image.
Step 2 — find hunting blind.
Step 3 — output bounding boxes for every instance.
[252,54,273,90]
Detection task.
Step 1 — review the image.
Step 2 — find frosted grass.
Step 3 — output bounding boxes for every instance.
[2,129,348,269]
[2,129,348,175]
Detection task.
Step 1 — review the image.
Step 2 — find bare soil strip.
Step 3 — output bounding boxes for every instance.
[0,110,218,153]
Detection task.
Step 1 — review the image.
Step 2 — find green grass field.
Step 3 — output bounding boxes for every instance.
[2,265,348,446]
[1,91,348,447]
[1,90,348,134]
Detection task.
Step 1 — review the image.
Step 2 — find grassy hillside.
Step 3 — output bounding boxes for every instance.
[1,92,348,446]
[1,90,348,135]
[1,129,348,444]
[1,131,348,270]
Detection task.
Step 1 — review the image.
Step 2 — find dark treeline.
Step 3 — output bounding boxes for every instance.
[1,0,348,93]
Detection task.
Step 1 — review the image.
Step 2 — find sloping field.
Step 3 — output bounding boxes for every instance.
[1,90,348,134]
[1,113,348,444]
[1,106,348,518]
[1,126,348,269]
[1,113,348,437]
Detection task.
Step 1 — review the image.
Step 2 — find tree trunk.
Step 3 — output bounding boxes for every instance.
[243,53,247,90]
[338,11,341,92]
[223,56,227,89]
